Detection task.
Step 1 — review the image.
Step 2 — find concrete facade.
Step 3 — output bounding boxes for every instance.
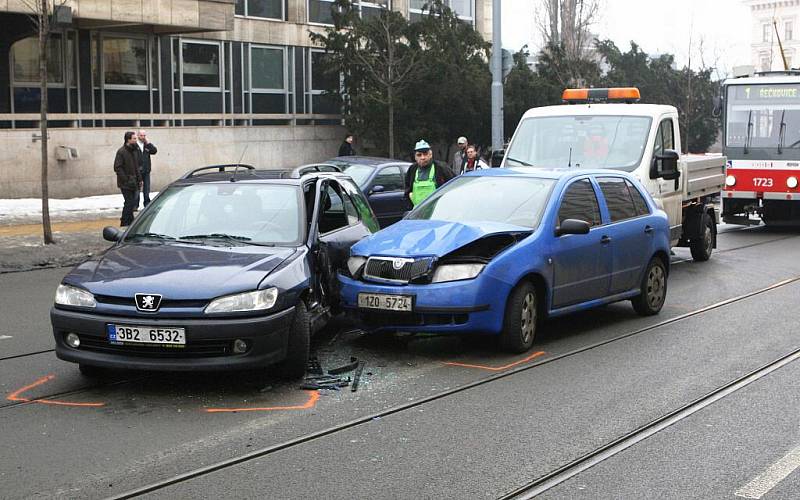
[747,0,800,70]
[0,0,491,199]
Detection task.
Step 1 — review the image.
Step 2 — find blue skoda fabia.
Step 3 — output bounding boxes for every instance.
[338,168,671,353]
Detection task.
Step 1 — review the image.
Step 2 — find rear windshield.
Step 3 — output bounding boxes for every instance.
[339,164,373,187]
[407,176,554,228]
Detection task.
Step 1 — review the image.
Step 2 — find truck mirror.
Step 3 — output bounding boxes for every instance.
[491,149,505,168]
[652,149,679,179]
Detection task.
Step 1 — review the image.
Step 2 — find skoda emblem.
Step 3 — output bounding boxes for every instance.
[135,293,162,312]
[392,258,406,270]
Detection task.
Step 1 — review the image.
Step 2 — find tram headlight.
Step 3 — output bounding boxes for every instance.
[725,175,737,187]
[787,176,798,189]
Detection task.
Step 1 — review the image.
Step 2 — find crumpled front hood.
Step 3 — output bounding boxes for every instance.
[63,243,297,300]
[351,220,531,258]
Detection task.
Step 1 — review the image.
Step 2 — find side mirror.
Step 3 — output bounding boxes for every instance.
[491,149,505,167]
[556,219,591,236]
[370,185,385,195]
[650,149,680,179]
[103,226,122,242]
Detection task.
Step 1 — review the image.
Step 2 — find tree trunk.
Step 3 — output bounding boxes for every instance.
[388,86,394,159]
[39,1,54,245]
[548,0,560,45]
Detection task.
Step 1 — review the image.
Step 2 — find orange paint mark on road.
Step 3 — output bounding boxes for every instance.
[443,350,546,371]
[6,374,105,407]
[204,390,321,413]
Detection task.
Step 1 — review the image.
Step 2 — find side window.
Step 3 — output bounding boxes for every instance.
[373,166,404,191]
[598,177,638,222]
[662,119,675,150]
[340,186,360,225]
[557,179,602,227]
[626,180,651,216]
[653,121,664,156]
[340,178,380,233]
[318,184,349,234]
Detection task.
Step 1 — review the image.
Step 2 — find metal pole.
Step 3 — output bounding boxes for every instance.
[491,0,503,151]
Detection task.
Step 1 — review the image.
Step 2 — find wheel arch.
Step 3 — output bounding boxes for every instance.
[511,272,551,319]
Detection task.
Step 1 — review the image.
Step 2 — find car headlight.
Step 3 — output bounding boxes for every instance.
[431,263,485,283]
[55,284,96,308]
[347,256,367,276]
[205,288,278,314]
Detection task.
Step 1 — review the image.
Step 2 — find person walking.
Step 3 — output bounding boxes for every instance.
[338,134,356,156]
[114,131,142,227]
[136,130,157,208]
[404,140,454,207]
[452,136,468,174]
[461,144,489,173]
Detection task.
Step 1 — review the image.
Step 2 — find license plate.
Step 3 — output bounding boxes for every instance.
[107,324,186,346]
[358,293,413,312]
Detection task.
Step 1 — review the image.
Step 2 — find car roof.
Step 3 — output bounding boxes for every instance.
[171,166,354,187]
[463,167,636,181]
[520,103,675,120]
[328,156,408,167]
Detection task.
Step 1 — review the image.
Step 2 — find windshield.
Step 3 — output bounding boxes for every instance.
[725,83,800,150]
[505,115,652,171]
[339,164,374,187]
[126,183,303,246]
[406,176,554,228]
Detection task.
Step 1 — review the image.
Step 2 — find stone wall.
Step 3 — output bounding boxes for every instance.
[0,124,343,199]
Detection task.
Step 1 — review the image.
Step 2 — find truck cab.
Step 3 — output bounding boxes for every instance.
[501,87,726,261]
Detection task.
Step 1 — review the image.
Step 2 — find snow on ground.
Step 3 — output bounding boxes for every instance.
[0,193,158,225]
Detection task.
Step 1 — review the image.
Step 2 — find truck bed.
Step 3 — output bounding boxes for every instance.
[682,154,726,199]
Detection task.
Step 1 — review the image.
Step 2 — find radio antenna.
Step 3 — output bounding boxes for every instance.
[230,145,249,182]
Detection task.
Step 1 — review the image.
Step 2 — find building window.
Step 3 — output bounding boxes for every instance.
[251,46,285,90]
[11,35,64,84]
[787,21,794,41]
[308,0,391,24]
[104,36,148,87]
[309,49,339,113]
[182,41,221,89]
[410,0,474,22]
[235,0,283,20]
[763,23,771,42]
[761,55,771,72]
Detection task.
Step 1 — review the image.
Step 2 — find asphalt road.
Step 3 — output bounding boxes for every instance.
[1,224,799,499]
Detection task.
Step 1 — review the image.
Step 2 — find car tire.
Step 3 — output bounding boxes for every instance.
[78,364,104,377]
[689,212,714,262]
[632,257,668,316]
[274,301,310,380]
[499,281,538,353]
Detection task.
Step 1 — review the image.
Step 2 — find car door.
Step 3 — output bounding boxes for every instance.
[596,176,653,295]
[652,117,683,236]
[311,179,373,307]
[550,178,611,309]
[366,165,411,227]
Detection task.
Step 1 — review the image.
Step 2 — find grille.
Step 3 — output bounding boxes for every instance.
[360,311,469,327]
[94,295,208,309]
[363,256,434,283]
[75,334,233,358]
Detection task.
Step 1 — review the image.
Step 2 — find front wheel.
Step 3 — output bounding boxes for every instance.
[689,213,714,262]
[632,257,668,316]
[273,301,310,380]
[499,282,538,353]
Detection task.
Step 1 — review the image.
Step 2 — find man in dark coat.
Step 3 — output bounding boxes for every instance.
[404,139,454,207]
[136,129,157,208]
[115,131,143,226]
[338,134,356,156]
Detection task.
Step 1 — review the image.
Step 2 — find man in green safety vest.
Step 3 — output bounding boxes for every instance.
[404,139,455,207]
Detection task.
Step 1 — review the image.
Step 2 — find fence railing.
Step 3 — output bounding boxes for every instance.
[0,113,343,128]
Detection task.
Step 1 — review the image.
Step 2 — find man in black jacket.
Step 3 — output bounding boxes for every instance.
[338,134,356,156]
[114,131,143,226]
[404,140,454,207]
[136,130,157,208]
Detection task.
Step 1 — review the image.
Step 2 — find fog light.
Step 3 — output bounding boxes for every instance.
[725,175,736,187]
[232,339,248,354]
[788,176,798,189]
[65,333,80,348]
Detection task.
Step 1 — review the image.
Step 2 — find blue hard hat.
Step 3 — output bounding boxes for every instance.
[414,139,431,151]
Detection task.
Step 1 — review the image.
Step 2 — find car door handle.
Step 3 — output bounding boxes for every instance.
[644,225,654,234]
[600,235,612,244]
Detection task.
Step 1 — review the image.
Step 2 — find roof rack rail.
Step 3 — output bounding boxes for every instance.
[290,163,342,178]
[180,164,255,180]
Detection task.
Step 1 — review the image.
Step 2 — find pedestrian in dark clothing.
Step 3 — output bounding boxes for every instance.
[136,129,157,208]
[115,131,143,227]
[404,140,454,207]
[338,134,356,156]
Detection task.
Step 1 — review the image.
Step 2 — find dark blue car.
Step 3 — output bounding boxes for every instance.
[51,165,379,380]
[338,168,671,353]
[326,156,412,228]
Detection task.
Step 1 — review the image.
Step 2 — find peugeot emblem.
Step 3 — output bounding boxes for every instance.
[135,293,162,312]
[392,258,406,270]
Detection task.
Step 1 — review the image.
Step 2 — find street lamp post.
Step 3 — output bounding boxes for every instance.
[491,0,503,153]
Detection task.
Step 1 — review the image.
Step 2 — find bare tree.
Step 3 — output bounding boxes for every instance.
[21,0,67,245]
[536,0,600,62]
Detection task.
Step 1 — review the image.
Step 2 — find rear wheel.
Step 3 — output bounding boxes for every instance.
[273,301,310,380]
[632,257,667,316]
[689,213,714,262]
[499,282,538,353]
